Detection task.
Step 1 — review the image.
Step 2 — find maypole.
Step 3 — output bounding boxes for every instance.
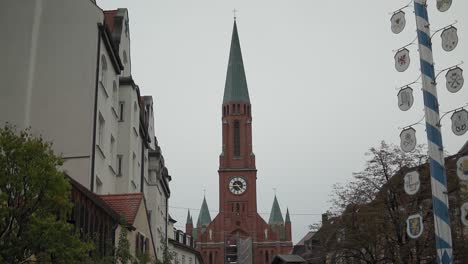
[413,0,452,262]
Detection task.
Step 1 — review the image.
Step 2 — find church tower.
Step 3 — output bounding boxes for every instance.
[190,20,293,264]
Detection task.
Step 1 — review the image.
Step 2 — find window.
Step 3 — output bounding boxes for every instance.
[110,135,115,167]
[117,155,123,176]
[132,153,136,180]
[134,102,138,123]
[96,176,102,194]
[112,81,118,110]
[119,102,124,121]
[233,120,240,156]
[100,55,107,88]
[123,50,128,65]
[98,113,105,147]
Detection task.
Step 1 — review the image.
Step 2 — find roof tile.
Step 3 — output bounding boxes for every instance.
[99,193,144,225]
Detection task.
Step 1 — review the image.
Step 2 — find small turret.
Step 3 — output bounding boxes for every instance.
[285,208,292,241]
[268,195,284,225]
[186,209,193,236]
[196,196,212,234]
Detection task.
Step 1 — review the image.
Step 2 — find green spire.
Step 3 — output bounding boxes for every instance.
[223,20,250,104]
[285,208,291,223]
[196,196,212,228]
[268,195,284,225]
[186,209,192,225]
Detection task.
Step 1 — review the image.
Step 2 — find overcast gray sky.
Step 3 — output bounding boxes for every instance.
[98,0,468,243]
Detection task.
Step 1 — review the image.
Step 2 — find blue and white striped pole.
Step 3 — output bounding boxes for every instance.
[414,0,453,263]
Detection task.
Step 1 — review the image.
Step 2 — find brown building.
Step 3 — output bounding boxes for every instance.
[295,142,468,264]
[187,20,293,264]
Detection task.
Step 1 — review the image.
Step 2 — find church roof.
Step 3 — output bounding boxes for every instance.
[196,196,212,228]
[285,208,291,223]
[186,209,192,225]
[269,195,284,225]
[223,20,250,104]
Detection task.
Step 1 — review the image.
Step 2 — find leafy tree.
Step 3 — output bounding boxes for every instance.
[0,125,94,263]
[116,225,133,264]
[155,237,173,264]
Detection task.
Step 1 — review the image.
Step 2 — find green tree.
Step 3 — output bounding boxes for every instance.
[0,125,94,263]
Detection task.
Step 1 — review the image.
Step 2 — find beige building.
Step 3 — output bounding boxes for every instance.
[0,0,177,262]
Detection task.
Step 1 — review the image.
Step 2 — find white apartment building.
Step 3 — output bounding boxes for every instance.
[168,218,204,264]
[0,1,175,261]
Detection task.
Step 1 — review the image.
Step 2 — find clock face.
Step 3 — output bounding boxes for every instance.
[229,177,247,195]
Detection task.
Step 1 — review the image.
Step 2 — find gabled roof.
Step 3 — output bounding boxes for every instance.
[223,20,250,104]
[296,231,316,246]
[196,196,211,228]
[100,193,144,225]
[269,195,284,224]
[67,176,121,223]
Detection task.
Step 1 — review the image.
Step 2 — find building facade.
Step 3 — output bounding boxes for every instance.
[0,1,172,261]
[188,20,293,264]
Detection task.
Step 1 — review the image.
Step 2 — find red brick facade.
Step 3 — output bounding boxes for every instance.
[192,103,292,263]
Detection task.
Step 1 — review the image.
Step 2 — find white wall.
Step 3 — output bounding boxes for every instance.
[93,42,121,194]
[0,0,103,188]
[116,82,142,193]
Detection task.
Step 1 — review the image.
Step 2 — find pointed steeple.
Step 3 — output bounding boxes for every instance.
[268,195,284,225]
[223,20,250,104]
[196,196,212,228]
[186,209,192,225]
[285,208,291,223]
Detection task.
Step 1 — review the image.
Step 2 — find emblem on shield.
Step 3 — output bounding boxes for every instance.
[456,156,468,181]
[437,0,452,12]
[461,203,468,227]
[391,11,406,34]
[441,26,458,52]
[451,109,468,136]
[400,127,416,153]
[406,214,424,239]
[446,67,464,93]
[397,87,414,111]
[404,171,420,195]
[395,48,410,72]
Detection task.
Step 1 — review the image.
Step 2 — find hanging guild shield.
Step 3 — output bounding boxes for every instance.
[456,156,468,181]
[397,87,414,111]
[451,109,468,136]
[404,171,420,195]
[391,11,406,34]
[437,0,452,12]
[441,26,458,52]
[406,214,424,239]
[395,48,410,72]
[461,203,468,227]
[400,127,417,152]
[446,67,464,93]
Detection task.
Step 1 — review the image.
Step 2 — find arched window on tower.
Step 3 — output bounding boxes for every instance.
[236,203,240,212]
[227,105,229,115]
[233,120,240,157]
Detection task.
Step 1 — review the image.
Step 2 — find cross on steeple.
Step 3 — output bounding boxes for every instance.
[233,9,237,20]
